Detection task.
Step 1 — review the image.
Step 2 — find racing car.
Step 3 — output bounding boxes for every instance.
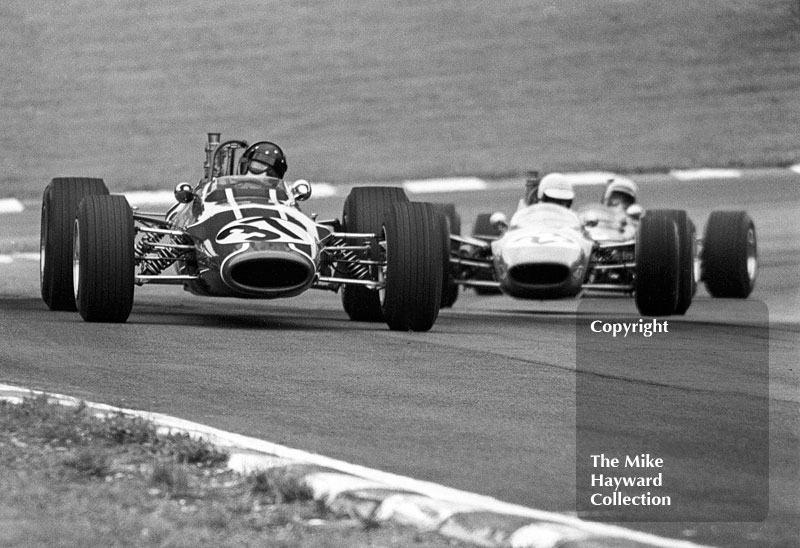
[39,133,447,331]
[447,199,757,316]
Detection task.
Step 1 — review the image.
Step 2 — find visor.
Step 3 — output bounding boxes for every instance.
[246,151,279,174]
[246,158,272,175]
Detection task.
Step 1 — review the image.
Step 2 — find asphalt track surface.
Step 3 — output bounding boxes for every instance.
[1,172,798,547]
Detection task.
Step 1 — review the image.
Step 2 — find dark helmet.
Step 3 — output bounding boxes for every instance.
[239,141,287,178]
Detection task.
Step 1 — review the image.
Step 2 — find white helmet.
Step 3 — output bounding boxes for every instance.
[603,178,638,208]
[537,173,575,208]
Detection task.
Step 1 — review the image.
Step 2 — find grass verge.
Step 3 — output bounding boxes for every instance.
[0,395,465,548]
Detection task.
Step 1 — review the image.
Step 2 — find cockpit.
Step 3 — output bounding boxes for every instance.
[509,203,582,231]
[200,176,290,205]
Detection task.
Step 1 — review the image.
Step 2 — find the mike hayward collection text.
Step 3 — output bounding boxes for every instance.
[588,453,672,507]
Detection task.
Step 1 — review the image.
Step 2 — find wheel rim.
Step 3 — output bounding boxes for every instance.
[72,219,81,301]
[746,227,757,282]
[39,202,47,288]
[378,228,387,306]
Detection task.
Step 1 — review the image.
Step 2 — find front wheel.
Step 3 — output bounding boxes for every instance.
[634,211,680,316]
[702,211,757,298]
[382,202,445,331]
[340,186,409,322]
[74,195,135,322]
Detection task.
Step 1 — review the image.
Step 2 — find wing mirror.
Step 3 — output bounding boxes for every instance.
[489,212,508,233]
[174,182,195,203]
[626,204,643,220]
[291,179,312,201]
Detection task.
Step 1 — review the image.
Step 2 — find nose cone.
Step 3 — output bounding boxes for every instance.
[495,237,585,299]
[221,248,315,298]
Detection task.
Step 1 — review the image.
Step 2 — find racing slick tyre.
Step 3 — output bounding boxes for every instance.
[702,210,757,298]
[430,203,461,308]
[471,213,502,295]
[340,186,409,322]
[381,202,445,331]
[660,210,697,315]
[74,195,135,323]
[634,210,680,316]
[40,177,109,311]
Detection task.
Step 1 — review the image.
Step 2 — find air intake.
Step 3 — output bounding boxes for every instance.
[509,263,570,285]
[221,250,315,297]
[230,258,310,289]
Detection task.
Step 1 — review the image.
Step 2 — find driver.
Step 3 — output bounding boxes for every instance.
[602,178,638,210]
[536,173,575,209]
[239,142,288,179]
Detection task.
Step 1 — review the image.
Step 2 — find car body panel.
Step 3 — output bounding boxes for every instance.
[165,176,323,299]
[490,203,594,298]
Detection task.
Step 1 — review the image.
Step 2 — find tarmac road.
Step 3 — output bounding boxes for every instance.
[0,172,798,547]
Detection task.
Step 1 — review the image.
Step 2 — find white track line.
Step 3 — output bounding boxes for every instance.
[123,190,176,207]
[4,167,790,216]
[403,177,487,193]
[308,182,337,198]
[669,169,742,181]
[0,252,39,263]
[0,198,25,213]
[560,171,626,185]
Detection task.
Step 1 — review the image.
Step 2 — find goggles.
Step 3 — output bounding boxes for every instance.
[246,152,279,175]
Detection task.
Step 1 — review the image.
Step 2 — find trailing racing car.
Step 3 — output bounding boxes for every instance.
[40,133,447,331]
[447,198,757,316]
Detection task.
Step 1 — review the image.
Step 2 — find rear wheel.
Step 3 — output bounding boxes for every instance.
[702,211,757,298]
[659,210,696,315]
[382,202,444,331]
[40,177,109,310]
[471,213,502,295]
[340,186,409,322]
[635,210,680,316]
[430,203,461,308]
[74,195,135,322]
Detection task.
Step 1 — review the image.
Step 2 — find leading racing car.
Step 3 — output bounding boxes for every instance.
[446,183,757,316]
[40,133,447,331]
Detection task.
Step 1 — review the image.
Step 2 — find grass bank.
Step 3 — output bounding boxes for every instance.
[1,1,798,199]
[0,395,464,548]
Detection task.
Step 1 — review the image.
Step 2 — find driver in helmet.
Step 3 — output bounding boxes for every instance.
[601,178,642,225]
[239,142,288,179]
[536,172,575,209]
[602,178,638,210]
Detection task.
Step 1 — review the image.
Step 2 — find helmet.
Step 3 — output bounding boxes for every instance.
[602,178,638,208]
[537,173,575,208]
[239,141,287,178]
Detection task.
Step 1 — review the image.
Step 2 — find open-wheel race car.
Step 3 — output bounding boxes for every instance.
[40,133,448,331]
[447,200,757,316]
